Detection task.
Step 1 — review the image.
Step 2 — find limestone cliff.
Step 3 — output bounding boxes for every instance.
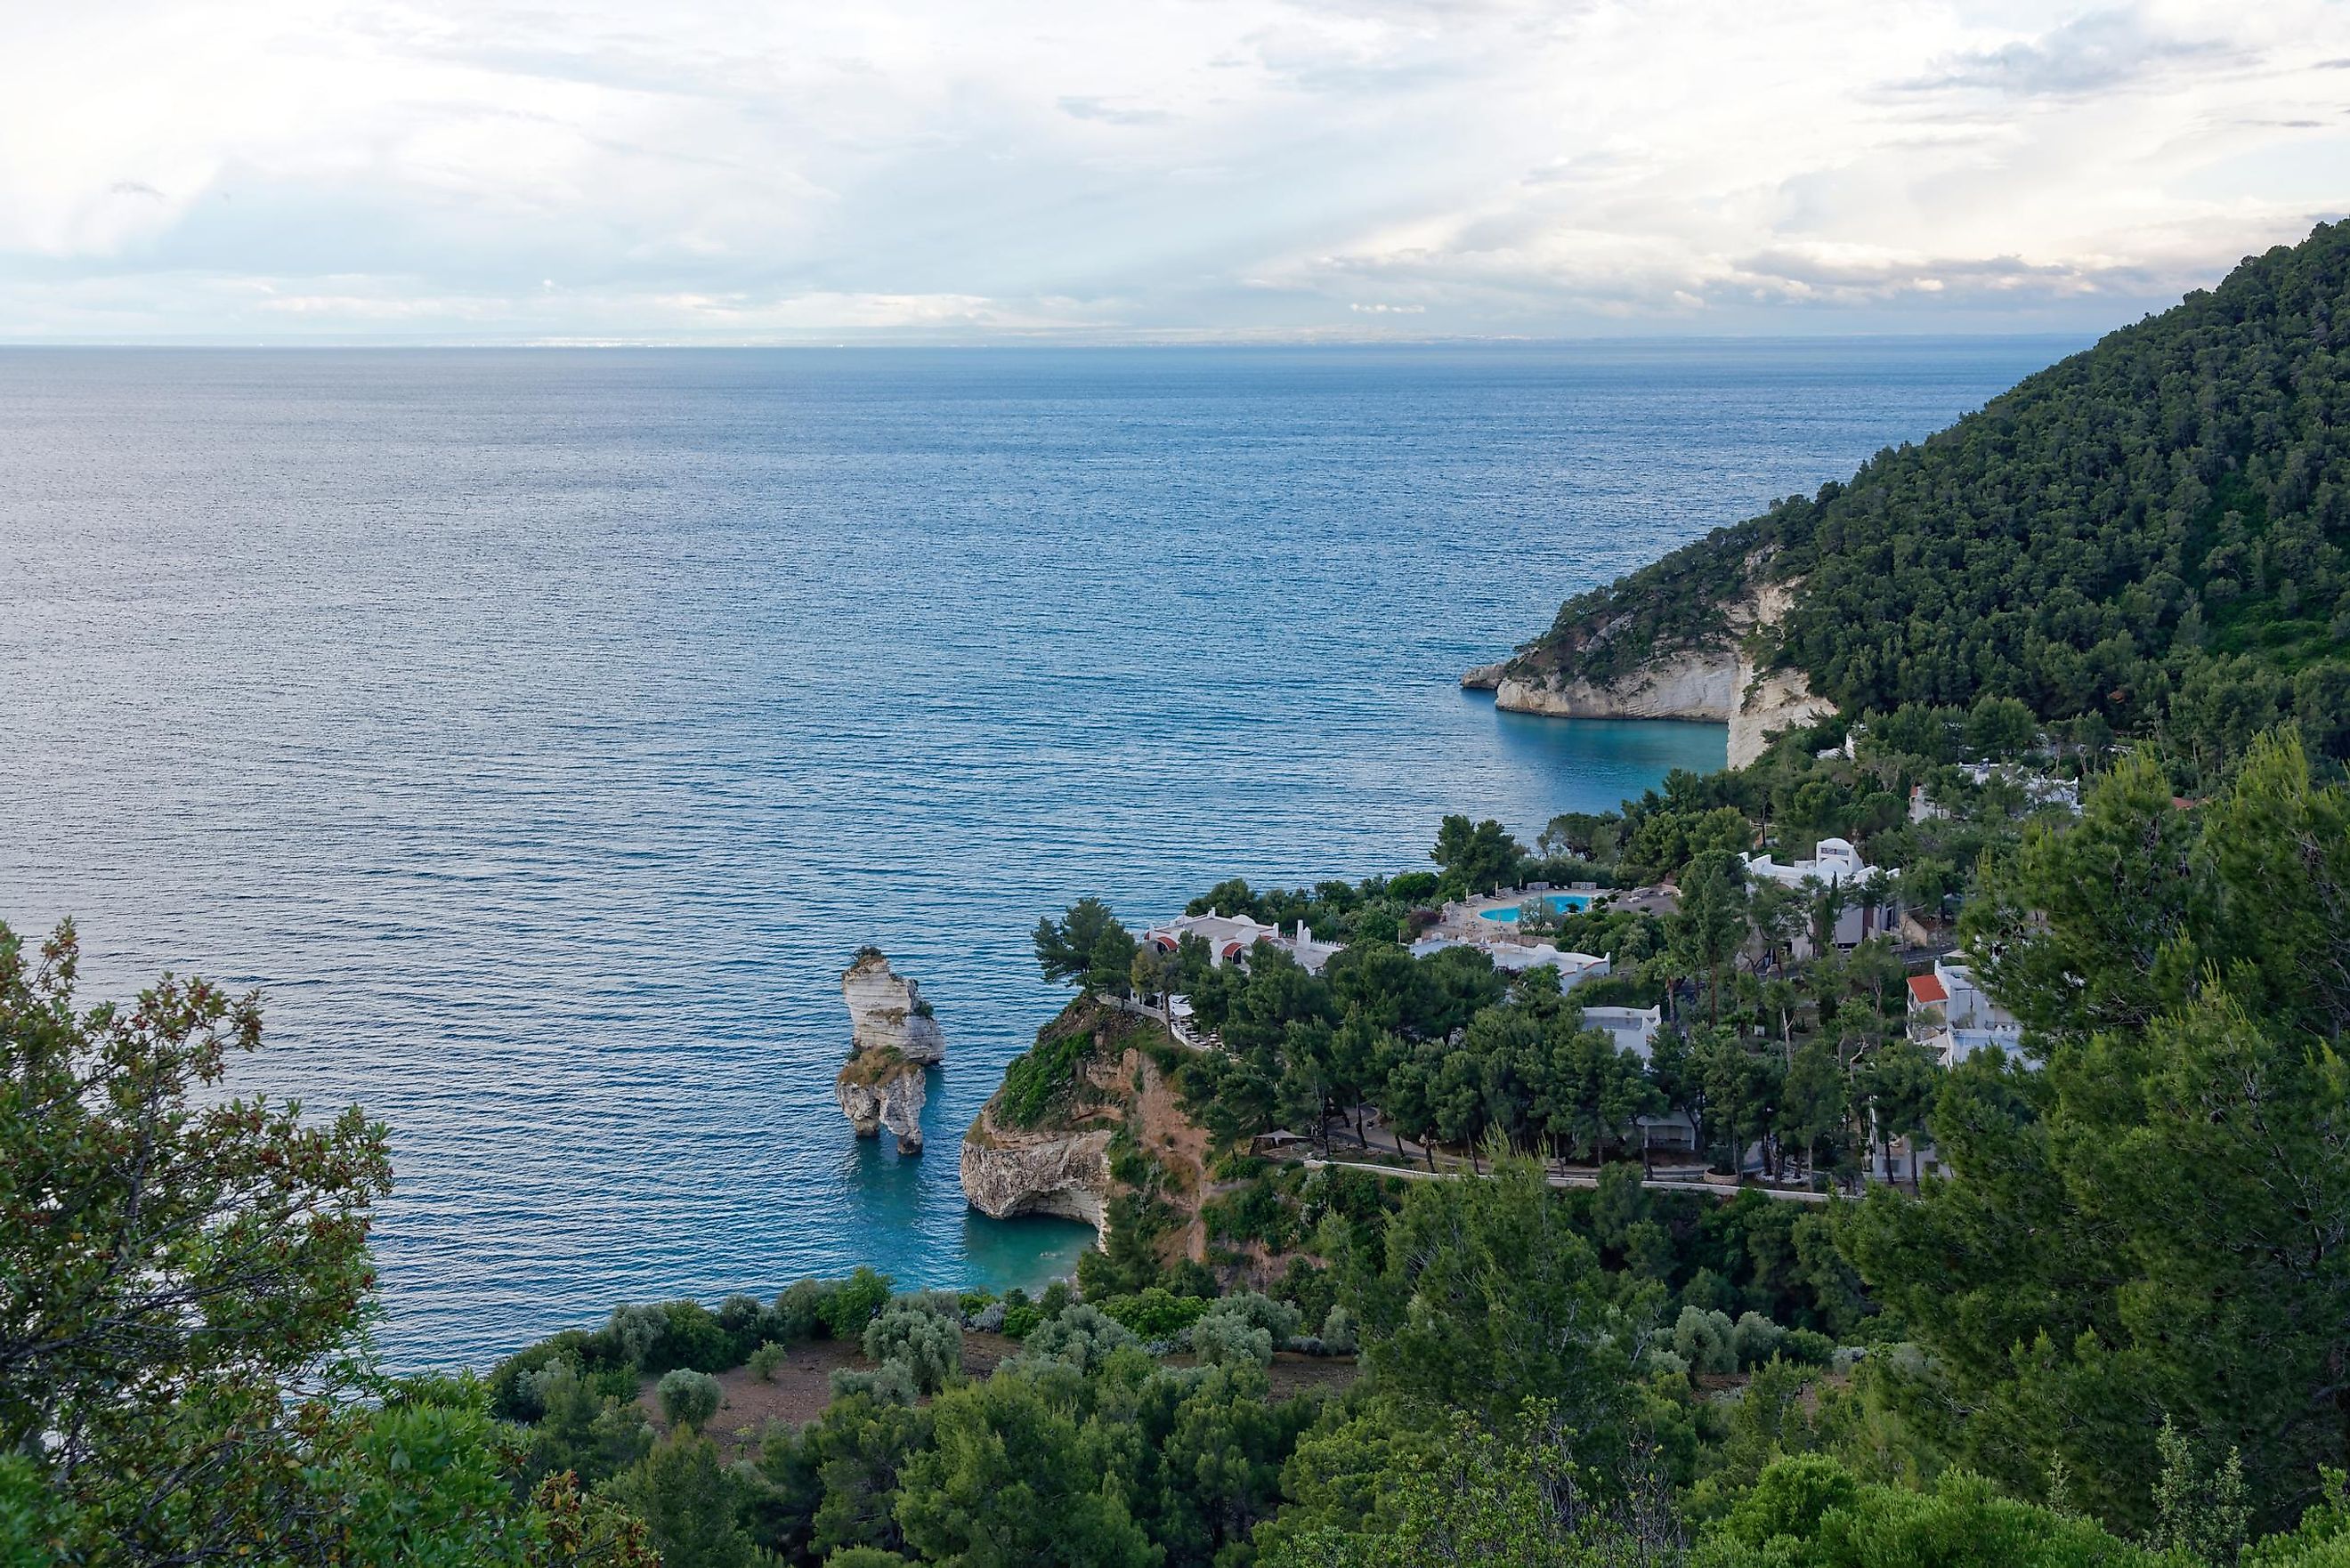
[1469,574,1834,768]
[960,1000,1209,1261]
[842,948,946,1064]
[836,950,942,1155]
[838,1047,928,1155]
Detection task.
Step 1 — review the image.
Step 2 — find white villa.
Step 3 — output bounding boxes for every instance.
[1742,837,1897,950]
[1906,953,2022,1067]
[1584,1004,1661,1058]
[1909,764,2081,823]
[1141,909,1345,974]
[1409,934,1610,983]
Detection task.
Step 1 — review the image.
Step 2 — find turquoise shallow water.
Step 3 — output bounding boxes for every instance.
[0,341,2074,1371]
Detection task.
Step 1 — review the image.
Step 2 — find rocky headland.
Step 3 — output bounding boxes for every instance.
[960,999,1209,1262]
[1464,574,1834,768]
[835,948,944,1155]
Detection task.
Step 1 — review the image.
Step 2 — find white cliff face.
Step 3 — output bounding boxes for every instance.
[958,1113,1113,1230]
[838,1055,928,1156]
[836,949,941,1155]
[842,949,946,1065]
[1482,577,1833,767]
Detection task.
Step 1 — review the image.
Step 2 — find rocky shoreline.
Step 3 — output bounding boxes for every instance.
[835,949,944,1155]
[1464,579,1833,768]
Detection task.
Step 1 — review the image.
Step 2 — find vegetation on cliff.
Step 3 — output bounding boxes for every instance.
[1515,222,2350,779]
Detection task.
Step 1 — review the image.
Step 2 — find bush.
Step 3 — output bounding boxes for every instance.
[829,1360,920,1407]
[1198,1291,1301,1346]
[605,1303,668,1369]
[1096,1288,1214,1342]
[1190,1313,1274,1369]
[1783,1328,1835,1367]
[968,1299,1008,1334]
[1648,1347,1690,1378]
[1319,1305,1357,1356]
[774,1279,828,1341]
[1019,1304,1138,1372]
[718,1292,766,1346]
[649,1300,734,1373]
[863,1305,962,1394]
[819,1267,894,1340]
[1732,1312,1786,1370]
[486,1330,591,1421]
[746,1342,788,1382]
[655,1368,722,1430]
[1675,1305,1736,1375]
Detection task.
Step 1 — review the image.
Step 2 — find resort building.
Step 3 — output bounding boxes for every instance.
[1741,837,1897,950]
[1909,764,2081,823]
[1408,935,1610,983]
[1142,909,1280,966]
[1583,1004,1662,1058]
[1141,910,1345,974]
[1906,954,2023,1067]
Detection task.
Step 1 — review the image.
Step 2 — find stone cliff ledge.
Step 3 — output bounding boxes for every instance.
[1467,578,1834,769]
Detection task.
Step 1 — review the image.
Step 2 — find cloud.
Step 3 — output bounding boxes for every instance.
[1902,9,2241,99]
[0,0,2346,340]
[1058,96,1174,126]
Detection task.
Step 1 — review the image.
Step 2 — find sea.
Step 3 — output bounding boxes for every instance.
[0,339,2076,1372]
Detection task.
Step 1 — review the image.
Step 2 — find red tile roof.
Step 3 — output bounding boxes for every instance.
[1908,974,1949,1006]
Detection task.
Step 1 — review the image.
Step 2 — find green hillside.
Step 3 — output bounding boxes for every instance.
[1518,221,2350,769]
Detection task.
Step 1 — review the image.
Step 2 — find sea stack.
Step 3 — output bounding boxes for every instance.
[836,948,944,1155]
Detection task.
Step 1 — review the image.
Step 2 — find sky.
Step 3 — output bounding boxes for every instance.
[4,0,2346,343]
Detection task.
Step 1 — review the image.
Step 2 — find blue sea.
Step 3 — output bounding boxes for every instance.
[0,340,2074,1371]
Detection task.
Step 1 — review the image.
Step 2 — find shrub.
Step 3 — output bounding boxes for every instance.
[1319,1305,1357,1356]
[1199,1291,1301,1347]
[1097,1288,1213,1342]
[1732,1312,1787,1370]
[1020,1304,1138,1372]
[649,1300,733,1373]
[1189,1313,1274,1370]
[746,1342,788,1382]
[486,1330,591,1421]
[829,1359,920,1407]
[968,1299,1008,1333]
[656,1368,722,1430]
[819,1267,894,1340]
[863,1305,962,1394]
[1675,1305,1736,1375]
[1648,1347,1690,1378]
[718,1292,766,1347]
[605,1303,668,1369]
[774,1279,828,1340]
[1783,1328,1835,1367]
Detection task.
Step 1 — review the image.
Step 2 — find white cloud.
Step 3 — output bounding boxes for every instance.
[0,0,2343,339]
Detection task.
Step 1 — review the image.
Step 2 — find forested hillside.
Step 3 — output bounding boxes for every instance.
[1514,221,2350,772]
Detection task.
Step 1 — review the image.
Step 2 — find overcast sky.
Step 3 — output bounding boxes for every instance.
[4,0,2346,342]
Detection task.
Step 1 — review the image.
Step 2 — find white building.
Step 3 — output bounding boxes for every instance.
[1144,909,1280,966]
[1907,955,2023,1067]
[1741,837,1896,950]
[1910,765,2081,823]
[1584,1004,1662,1059]
[1409,935,1610,984]
[1142,910,1346,974]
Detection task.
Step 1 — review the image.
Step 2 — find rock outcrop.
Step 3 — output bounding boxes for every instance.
[838,1048,929,1155]
[837,950,943,1155]
[1470,578,1834,768]
[960,1001,1211,1261]
[960,1107,1114,1230]
[842,948,945,1064]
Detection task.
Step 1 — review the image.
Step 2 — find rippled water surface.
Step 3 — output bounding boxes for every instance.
[0,342,2070,1370]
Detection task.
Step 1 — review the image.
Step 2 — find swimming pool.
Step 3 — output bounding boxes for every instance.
[1479,893,1593,922]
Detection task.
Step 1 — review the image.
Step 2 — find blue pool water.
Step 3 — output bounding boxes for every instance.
[1479,893,1593,921]
[0,340,2076,1370]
